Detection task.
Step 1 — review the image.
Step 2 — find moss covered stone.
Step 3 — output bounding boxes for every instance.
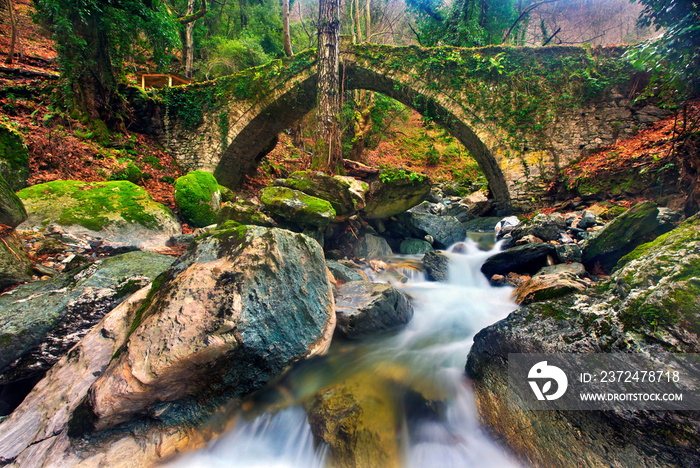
[261,186,335,227]
[581,201,660,272]
[363,169,431,219]
[0,174,27,228]
[274,171,364,219]
[17,180,180,248]
[174,170,222,228]
[218,199,275,227]
[0,122,29,191]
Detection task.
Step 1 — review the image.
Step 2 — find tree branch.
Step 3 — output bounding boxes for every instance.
[177,0,207,24]
[501,0,558,44]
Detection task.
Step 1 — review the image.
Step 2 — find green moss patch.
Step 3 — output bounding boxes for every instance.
[261,186,335,227]
[0,122,29,191]
[174,171,221,228]
[17,180,174,232]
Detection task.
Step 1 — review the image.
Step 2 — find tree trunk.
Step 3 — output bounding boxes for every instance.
[282,0,293,57]
[315,0,342,172]
[185,0,196,79]
[4,0,21,65]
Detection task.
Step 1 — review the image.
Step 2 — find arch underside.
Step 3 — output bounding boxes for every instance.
[214,62,511,208]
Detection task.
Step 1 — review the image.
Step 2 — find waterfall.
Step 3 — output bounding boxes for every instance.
[169,239,520,467]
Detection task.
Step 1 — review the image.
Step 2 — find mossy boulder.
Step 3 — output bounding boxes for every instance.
[17,180,180,249]
[581,201,660,272]
[174,170,222,228]
[261,186,336,227]
[0,232,32,290]
[0,251,175,386]
[274,171,366,220]
[218,198,275,226]
[0,123,29,191]
[362,169,431,219]
[0,174,27,228]
[465,214,700,467]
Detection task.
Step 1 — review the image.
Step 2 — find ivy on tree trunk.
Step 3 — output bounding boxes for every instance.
[315,0,342,173]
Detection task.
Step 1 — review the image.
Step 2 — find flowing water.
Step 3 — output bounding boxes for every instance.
[170,240,520,468]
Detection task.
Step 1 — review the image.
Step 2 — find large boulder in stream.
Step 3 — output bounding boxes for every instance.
[17,180,181,249]
[480,242,556,278]
[465,214,700,467]
[261,186,336,227]
[397,211,466,249]
[0,224,336,466]
[334,281,413,339]
[0,251,175,387]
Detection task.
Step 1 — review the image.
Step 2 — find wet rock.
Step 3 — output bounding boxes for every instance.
[327,260,365,283]
[0,232,32,290]
[481,243,556,278]
[513,271,588,305]
[0,251,175,386]
[510,213,566,243]
[534,262,586,278]
[462,216,501,233]
[166,233,196,248]
[0,175,26,228]
[654,207,682,235]
[17,180,181,249]
[306,371,402,468]
[581,201,660,272]
[422,251,449,282]
[353,233,393,259]
[274,171,366,220]
[400,238,434,255]
[261,186,336,227]
[79,225,335,432]
[494,216,519,240]
[174,171,222,228]
[398,211,466,249]
[362,169,431,219]
[334,281,413,338]
[466,214,700,468]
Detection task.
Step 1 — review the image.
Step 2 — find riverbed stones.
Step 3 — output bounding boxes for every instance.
[353,233,393,259]
[261,186,336,227]
[581,201,660,271]
[510,213,566,243]
[0,251,175,386]
[218,198,275,226]
[466,214,700,467]
[79,225,335,432]
[174,170,222,228]
[481,243,556,278]
[17,180,181,249]
[334,281,413,338]
[513,271,588,305]
[399,238,433,255]
[327,260,365,283]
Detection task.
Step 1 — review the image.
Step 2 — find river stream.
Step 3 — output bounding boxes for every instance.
[170,239,520,468]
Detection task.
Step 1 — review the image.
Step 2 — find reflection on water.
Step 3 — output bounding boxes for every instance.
[169,239,521,468]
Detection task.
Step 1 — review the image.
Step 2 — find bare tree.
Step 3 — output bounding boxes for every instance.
[4,0,23,65]
[283,0,293,56]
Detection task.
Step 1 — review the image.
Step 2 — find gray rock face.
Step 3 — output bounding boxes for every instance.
[400,238,434,255]
[327,260,365,283]
[399,212,466,249]
[77,226,335,432]
[0,251,175,385]
[422,251,450,282]
[334,281,413,338]
[481,243,556,278]
[581,201,660,271]
[465,214,700,467]
[555,243,582,263]
[0,233,32,290]
[353,233,393,259]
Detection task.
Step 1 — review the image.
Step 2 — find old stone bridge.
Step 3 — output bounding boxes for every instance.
[162,40,664,208]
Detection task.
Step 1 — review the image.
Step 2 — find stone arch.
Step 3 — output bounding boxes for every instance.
[213,62,511,207]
